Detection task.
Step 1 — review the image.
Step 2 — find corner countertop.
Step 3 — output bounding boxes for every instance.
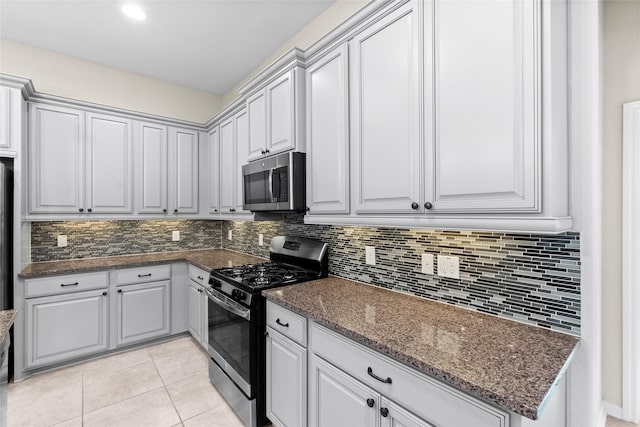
[18,249,266,278]
[262,276,579,420]
[0,310,17,342]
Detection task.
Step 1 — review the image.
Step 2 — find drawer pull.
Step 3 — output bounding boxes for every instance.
[60,282,79,287]
[137,273,152,278]
[275,318,289,328]
[197,275,204,280]
[367,367,392,384]
[366,398,375,408]
[380,407,389,417]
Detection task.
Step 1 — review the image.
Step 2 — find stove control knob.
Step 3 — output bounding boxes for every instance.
[209,278,222,289]
[231,289,246,301]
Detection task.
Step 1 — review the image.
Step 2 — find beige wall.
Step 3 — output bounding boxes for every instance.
[220,0,368,107]
[602,0,640,407]
[0,39,222,123]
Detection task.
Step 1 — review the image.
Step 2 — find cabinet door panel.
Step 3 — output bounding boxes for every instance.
[136,122,168,214]
[247,91,267,161]
[208,127,220,214]
[380,397,433,427]
[429,0,538,212]
[309,354,378,427]
[219,118,235,212]
[266,328,307,427]
[86,113,133,213]
[116,281,170,347]
[306,45,350,214]
[188,281,203,343]
[235,110,249,213]
[268,70,295,155]
[29,104,84,213]
[351,2,421,213]
[171,129,199,214]
[26,290,108,368]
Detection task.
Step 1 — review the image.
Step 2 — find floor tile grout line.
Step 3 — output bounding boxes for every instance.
[150,348,186,425]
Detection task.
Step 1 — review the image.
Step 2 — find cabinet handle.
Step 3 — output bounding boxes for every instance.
[366,398,375,408]
[197,275,204,280]
[411,202,419,210]
[137,273,152,278]
[117,289,122,293]
[275,318,289,328]
[424,202,433,210]
[102,292,107,296]
[78,208,84,212]
[380,407,389,418]
[230,208,236,212]
[367,367,392,384]
[60,282,79,287]
[87,208,92,213]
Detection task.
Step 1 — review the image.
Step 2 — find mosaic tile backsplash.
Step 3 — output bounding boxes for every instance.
[31,220,222,261]
[30,216,581,335]
[222,214,581,335]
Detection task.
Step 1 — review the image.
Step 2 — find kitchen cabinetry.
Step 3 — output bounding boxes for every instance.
[218,107,250,215]
[305,44,350,214]
[24,272,109,369]
[207,127,220,214]
[0,85,23,157]
[246,67,305,161]
[134,121,168,214]
[265,301,307,427]
[188,265,208,348]
[168,127,199,214]
[114,265,171,347]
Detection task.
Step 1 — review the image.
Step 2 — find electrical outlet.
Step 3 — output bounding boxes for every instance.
[437,255,460,279]
[228,230,233,241]
[259,234,264,246]
[172,230,180,241]
[365,246,376,266]
[57,235,68,247]
[421,253,434,275]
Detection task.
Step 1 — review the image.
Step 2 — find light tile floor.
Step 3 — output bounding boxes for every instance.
[607,416,640,427]
[7,336,244,427]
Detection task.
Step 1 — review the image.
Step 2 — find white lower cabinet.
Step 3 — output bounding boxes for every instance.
[188,265,208,348]
[25,289,109,369]
[115,280,171,347]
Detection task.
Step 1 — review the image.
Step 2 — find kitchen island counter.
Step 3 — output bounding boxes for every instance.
[263,276,579,420]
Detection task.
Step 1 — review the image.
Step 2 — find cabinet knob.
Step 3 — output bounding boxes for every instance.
[424,202,433,210]
[79,208,84,212]
[87,208,92,213]
[265,149,270,154]
[411,202,419,210]
[214,209,218,213]
[163,209,167,213]
[366,398,374,408]
[102,292,107,296]
[261,150,265,155]
[117,289,122,293]
[174,209,178,213]
[380,407,389,418]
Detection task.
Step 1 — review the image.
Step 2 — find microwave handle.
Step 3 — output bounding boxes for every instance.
[272,169,281,201]
[268,169,275,202]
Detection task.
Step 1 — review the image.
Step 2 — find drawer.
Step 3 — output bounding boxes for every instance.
[188,265,209,287]
[310,323,509,427]
[266,301,307,346]
[115,264,171,285]
[25,271,109,298]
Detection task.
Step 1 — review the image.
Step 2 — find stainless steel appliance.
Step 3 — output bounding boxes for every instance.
[0,159,13,427]
[241,152,306,212]
[206,236,328,427]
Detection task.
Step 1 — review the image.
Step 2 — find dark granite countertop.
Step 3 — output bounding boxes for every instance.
[263,276,579,420]
[18,249,266,278]
[0,310,17,342]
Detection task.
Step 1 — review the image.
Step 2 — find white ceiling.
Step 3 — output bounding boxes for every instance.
[0,0,336,95]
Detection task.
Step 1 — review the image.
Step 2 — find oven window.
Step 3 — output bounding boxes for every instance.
[244,171,271,205]
[207,299,253,387]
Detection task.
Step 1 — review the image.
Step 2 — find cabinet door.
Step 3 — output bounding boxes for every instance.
[208,127,220,214]
[247,90,267,161]
[380,398,433,427]
[235,109,249,213]
[86,113,133,213]
[306,45,350,214]
[219,117,235,213]
[26,289,108,368]
[266,328,307,427]
[350,1,421,214]
[188,281,203,344]
[0,86,20,152]
[135,122,168,214]
[427,0,539,212]
[268,70,295,155]
[309,354,378,427]
[116,281,170,347]
[29,104,85,213]
[170,128,199,214]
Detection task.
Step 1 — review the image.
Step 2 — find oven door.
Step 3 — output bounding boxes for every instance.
[205,287,256,398]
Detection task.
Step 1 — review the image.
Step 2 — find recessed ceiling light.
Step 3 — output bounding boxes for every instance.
[122,4,146,21]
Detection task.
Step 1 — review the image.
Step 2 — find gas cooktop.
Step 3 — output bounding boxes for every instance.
[213,262,315,291]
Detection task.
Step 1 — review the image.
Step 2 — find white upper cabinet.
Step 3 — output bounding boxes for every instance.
[426,0,538,212]
[29,104,85,214]
[168,127,199,214]
[134,122,168,214]
[350,0,421,214]
[208,127,220,214]
[219,117,235,213]
[246,67,304,161]
[306,44,350,215]
[0,86,23,157]
[85,113,133,214]
[235,109,250,213]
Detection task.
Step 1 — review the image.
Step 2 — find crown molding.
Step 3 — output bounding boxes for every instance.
[237,48,306,97]
[204,96,245,128]
[0,73,36,99]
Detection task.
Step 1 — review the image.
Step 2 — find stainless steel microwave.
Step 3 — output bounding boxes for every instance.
[242,152,306,212]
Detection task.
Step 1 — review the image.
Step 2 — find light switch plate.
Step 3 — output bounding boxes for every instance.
[259,234,264,246]
[172,230,180,241]
[228,230,233,241]
[421,253,434,275]
[365,246,376,266]
[437,255,460,279]
[57,235,67,247]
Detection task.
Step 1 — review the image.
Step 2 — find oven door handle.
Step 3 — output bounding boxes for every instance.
[205,289,251,320]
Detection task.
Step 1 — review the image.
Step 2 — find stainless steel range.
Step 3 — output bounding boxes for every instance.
[205,236,328,427]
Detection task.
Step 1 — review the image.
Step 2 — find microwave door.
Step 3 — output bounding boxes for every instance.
[268,169,275,203]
